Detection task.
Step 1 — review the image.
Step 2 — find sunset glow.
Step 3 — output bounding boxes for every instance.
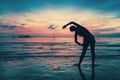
[0,0,120,38]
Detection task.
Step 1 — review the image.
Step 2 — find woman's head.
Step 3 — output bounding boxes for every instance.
[70,26,76,32]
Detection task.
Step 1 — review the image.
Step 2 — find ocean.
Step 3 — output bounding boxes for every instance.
[0,37,120,80]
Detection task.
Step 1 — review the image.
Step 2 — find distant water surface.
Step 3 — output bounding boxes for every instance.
[0,38,120,57]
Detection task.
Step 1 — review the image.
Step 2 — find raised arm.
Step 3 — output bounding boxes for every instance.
[62,21,80,29]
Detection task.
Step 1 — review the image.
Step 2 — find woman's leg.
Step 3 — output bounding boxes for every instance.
[78,44,89,66]
[90,42,95,66]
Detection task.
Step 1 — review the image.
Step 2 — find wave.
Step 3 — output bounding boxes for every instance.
[1,42,120,47]
[1,54,120,58]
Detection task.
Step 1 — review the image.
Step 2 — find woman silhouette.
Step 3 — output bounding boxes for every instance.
[62,21,96,67]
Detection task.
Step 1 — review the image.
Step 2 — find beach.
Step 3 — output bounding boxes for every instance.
[0,38,120,80]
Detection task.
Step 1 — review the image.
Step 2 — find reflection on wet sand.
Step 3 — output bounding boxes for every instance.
[78,65,95,80]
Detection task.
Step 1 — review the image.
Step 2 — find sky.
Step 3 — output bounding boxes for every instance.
[0,0,120,38]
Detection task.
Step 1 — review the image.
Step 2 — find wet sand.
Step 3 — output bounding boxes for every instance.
[0,56,120,80]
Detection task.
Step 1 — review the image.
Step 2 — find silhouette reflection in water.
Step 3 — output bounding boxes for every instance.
[78,65,95,80]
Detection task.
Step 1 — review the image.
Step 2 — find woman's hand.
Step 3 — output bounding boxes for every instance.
[62,25,66,29]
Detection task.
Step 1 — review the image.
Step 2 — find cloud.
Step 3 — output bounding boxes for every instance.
[0,25,23,30]
[96,28,116,32]
[94,26,120,32]
[95,33,120,38]
[94,26,120,37]
[48,25,57,30]
[0,0,120,16]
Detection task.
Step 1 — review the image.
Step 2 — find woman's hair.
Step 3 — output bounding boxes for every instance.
[70,26,76,32]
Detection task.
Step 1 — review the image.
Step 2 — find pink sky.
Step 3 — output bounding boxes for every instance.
[0,9,120,37]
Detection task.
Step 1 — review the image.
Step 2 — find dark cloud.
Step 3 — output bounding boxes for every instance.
[0,25,23,29]
[48,25,56,30]
[95,33,120,38]
[94,26,120,37]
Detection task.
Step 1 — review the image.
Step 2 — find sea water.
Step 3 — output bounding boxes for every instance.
[0,37,120,80]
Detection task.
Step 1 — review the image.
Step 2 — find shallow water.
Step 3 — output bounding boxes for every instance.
[0,38,120,80]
